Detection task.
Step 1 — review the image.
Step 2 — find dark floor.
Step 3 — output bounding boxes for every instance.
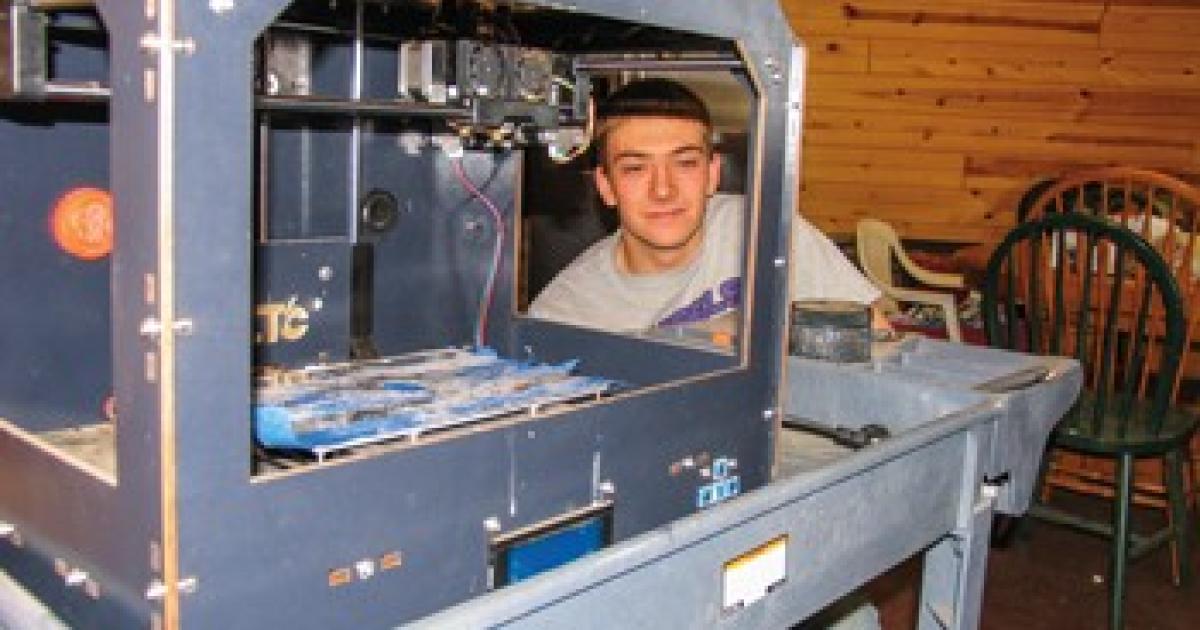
[866,492,1200,630]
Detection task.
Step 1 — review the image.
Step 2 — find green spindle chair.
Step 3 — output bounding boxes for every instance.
[983,212,1197,629]
[1020,167,1200,586]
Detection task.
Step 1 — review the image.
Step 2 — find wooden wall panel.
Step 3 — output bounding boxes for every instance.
[785,0,1200,245]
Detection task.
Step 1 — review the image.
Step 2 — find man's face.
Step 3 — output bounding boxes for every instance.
[595,116,721,271]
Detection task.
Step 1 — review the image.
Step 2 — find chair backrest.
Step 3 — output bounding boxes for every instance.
[856,218,900,291]
[1022,167,1200,398]
[984,213,1186,435]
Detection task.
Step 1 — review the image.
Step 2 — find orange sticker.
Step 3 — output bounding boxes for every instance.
[327,567,353,588]
[379,551,403,571]
[50,187,113,260]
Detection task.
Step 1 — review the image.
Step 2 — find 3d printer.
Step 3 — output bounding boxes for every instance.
[0,1,801,627]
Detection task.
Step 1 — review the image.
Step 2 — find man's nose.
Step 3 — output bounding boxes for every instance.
[650,163,675,200]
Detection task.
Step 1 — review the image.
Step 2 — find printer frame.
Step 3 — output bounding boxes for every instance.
[0,1,802,627]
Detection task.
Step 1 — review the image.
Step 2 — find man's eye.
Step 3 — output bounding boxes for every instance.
[618,164,645,175]
[675,157,702,169]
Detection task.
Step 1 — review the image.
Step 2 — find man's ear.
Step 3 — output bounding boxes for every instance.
[707,152,722,196]
[594,166,619,207]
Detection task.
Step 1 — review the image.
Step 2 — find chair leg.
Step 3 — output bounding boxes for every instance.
[1187,448,1198,510]
[1111,453,1134,630]
[1166,448,1193,587]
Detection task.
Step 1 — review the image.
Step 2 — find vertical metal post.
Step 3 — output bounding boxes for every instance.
[348,0,364,242]
[918,426,996,630]
[257,114,270,242]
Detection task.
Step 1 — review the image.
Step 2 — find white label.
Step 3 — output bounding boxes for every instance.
[722,536,787,610]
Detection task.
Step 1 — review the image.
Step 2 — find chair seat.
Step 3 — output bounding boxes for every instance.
[1055,392,1199,456]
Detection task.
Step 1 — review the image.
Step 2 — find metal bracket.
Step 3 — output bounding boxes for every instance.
[139,32,195,57]
[1,0,49,98]
[144,576,198,600]
[975,473,1009,513]
[140,317,195,340]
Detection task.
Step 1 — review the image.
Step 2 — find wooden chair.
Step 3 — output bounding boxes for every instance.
[1020,167,1200,581]
[983,212,1196,629]
[856,218,966,342]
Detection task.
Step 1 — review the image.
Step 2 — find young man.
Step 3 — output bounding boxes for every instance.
[530,79,884,630]
[529,78,882,332]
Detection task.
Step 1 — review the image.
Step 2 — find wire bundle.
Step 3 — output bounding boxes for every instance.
[450,158,505,348]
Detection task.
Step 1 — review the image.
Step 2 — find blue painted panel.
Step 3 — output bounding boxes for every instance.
[0,112,110,431]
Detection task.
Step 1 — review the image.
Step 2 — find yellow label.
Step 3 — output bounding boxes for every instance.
[723,535,788,610]
[255,297,310,344]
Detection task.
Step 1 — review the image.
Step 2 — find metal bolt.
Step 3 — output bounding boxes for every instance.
[310,297,324,312]
[140,318,163,339]
[598,480,616,496]
[318,266,333,282]
[762,409,776,420]
[178,577,198,594]
[65,569,88,587]
[354,560,375,580]
[145,580,166,600]
[0,523,13,537]
[172,319,194,335]
[774,256,786,268]
[483,516,502,533]
[209,0,235,13]
[398,132,426,155]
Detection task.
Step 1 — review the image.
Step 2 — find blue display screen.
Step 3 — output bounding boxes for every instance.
[503,517,607,584]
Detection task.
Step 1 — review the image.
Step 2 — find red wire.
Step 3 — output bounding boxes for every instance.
[450,158,505,347]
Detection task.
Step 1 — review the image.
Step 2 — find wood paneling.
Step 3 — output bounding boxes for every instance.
[786,0,1200,244]
[788,0,1200,494]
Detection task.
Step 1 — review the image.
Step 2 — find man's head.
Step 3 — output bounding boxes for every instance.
[592,79,722,274]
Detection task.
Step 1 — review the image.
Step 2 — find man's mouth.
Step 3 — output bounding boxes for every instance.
[645,207,686,221]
